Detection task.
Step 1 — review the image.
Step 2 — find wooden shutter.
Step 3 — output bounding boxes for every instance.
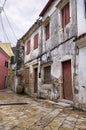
[61,3,70,28]
[62,7,65,28]
[65,3,70,25]
[34,34,38,49]
[27,40,30,54]
[45,23,50,41]
[24,68,29,84]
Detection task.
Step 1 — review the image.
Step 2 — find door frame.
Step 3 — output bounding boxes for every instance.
[62,59,73,101]
[33,66,38,93]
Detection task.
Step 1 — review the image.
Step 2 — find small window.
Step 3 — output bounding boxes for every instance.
[45,23,50,41]
[27,40,30,54]
[5,61,8,68]
[34,33,39,49]
[61,2,70,28]
[10,56,14,64]
[44,66,51,84]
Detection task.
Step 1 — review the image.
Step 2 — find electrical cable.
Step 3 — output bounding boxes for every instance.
[3,8,18,40]
[0,13,11,43]
[0,14,6,42]
[2,0,7,9]
[0,0,7,14]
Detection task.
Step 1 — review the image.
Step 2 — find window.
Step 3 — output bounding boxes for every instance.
[61,2,70,28]
[5,61,8,68]
[34,33,39,49]
[27,40,30,54]
[45,23,50,41]
[44,66,51,84]
[10,56,14,64]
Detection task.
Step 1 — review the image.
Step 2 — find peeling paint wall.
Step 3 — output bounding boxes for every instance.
[75,46,86,110]
[38,0,77,101]
[23,24,42,96]
[24,26,42,63]
[74,0,86,111]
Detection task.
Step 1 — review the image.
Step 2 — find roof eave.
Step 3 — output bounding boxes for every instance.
[39,0,54,17]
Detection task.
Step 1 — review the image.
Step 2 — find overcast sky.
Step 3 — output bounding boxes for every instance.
[0,0,48,46]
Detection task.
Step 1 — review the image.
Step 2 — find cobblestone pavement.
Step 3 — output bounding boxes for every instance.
[0,89,86,130]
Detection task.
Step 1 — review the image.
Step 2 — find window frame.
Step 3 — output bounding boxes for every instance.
[43,65,51,84]
[5,61,8,68]
[45,22,50,41]
[27,40,30,55]
[34,33,39,50]
[61,2,70,28]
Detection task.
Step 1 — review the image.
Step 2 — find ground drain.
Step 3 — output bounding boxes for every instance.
[0,102,28,106]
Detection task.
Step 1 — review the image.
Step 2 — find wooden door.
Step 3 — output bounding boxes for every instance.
[34,68,38,93]
[24,68,29,84]
[62,60,73,100]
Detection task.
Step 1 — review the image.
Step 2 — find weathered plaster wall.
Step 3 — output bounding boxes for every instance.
[24,59,39,96]
[39,39,75,100]
[78,47,86,109]
[24,27,42,63]
[39,0,77,100]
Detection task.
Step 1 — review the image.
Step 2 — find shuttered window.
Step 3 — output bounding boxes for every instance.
[61,3,70,28]
[24,68,29,84]
[45,23,50,41]
[34,34,39,49]
[27,40,30,54]
[44,66,51,84]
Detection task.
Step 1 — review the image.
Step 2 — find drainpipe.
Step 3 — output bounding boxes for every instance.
[36,17,43,98]
[73,0,79,108]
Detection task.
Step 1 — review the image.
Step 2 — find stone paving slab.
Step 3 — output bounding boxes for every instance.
[0,90,86,130]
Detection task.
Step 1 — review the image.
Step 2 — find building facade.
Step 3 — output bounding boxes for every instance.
[74,0,86,110]
[0,47,10,89]
[16,0,86,110]
[0,43,14,89]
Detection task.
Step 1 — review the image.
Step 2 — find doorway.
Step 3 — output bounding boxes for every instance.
[34,68,38,93]
[62,60,73,101]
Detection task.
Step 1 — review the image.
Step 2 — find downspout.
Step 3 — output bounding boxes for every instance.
[36,18,43,98]
[73,0,79,108]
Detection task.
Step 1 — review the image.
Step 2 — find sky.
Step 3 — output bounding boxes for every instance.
[0,0,48,46]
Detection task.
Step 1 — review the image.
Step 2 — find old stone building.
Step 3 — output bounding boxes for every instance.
[16,0,86,111]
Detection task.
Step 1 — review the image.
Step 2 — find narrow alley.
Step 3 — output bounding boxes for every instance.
[0,89,86,130]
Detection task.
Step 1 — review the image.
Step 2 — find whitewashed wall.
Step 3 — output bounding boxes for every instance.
[24,27,42,63]
[78,47,86,104]
[77,0,86,36]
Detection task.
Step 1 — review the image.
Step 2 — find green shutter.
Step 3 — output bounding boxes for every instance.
[10,56,14,64]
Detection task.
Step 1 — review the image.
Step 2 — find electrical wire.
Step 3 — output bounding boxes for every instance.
[2,0,7,9]
[0,0,7,14]
[0,0,17,46]
[3,8,18,40]
[0,14,6,42]
[0,13,11,43]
